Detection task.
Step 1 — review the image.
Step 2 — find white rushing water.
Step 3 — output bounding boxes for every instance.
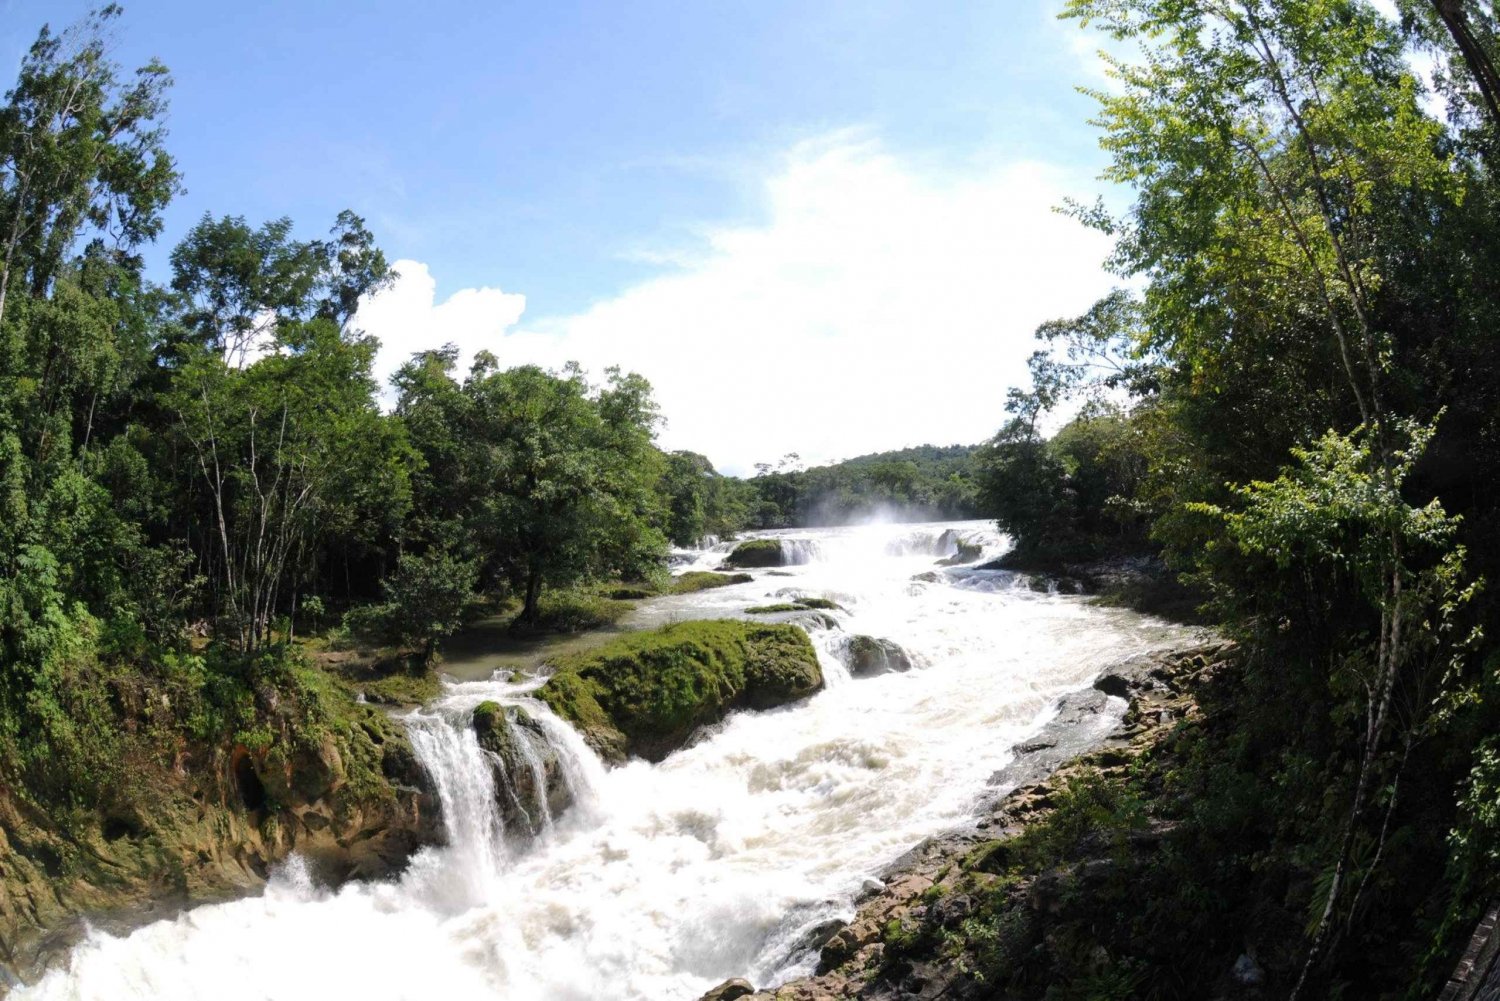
[22,520,1189,1001]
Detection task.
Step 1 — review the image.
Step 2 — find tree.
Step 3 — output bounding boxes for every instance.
[463,363,666,625]
[0,6,178,331]
[167,319,409,652]
[1064,0,1476,990]
[353,548,477,666]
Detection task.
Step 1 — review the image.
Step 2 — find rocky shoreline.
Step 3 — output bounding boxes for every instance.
[698,638,1232,1001]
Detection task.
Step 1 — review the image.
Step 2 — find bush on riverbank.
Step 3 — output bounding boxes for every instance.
[537,620,823,762]
[512,589,632,635]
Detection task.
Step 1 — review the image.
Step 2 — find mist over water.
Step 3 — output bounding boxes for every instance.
[21,521,1187,1001]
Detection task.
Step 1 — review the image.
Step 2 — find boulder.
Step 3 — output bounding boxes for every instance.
[841,635,914,677]
[723,539,786,568]
[699,979,755,1001]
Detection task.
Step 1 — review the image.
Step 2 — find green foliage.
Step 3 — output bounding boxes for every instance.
[978,401,1153,563]
[519,589,631,635]
[736,444,982,529]
[346,548,478,664]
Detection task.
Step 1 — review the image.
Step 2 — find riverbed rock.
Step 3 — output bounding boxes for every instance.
[700,978,756,1001]
[473,701,573,836]
[723,539,787,568]
[935,535,983,566]
[840,635,914,677]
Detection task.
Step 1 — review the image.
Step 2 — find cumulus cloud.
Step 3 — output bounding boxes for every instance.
[356,134,1116,475]
[355,259,527,393]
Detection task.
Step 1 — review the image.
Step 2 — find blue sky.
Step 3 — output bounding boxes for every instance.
[1,1,1121,473]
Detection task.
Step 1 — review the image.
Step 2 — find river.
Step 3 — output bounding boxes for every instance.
[20,520,1188,1001]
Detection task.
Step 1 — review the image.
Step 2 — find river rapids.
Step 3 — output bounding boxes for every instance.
[20,520,1188,1001]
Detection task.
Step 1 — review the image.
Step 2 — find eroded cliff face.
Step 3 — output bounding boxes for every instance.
[0,694,442,985]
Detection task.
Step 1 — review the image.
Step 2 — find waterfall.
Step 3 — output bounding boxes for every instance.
[403,708,510,906]
[778,538,821,564]
[20,519,1188,1001]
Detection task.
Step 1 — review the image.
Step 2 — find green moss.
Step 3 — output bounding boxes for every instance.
[472,700,504,733]
[537,619,822,762]
[747,597,840,614]
[669,571,754,593]
[723,539,785,568]
[356,670,442,706]
[792,597,840,610]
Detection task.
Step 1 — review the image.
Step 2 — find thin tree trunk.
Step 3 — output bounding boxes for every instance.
[1431,0,1500,126]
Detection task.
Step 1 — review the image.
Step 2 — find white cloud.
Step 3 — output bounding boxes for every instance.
[355,260,527,393]
[356,134,1115,475]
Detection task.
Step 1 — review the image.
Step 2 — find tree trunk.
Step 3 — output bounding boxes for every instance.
[1431,0,1500,126]
[523,566,543,625]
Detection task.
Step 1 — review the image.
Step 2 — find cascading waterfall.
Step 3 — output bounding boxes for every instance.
[403,710,511,903]
[21,519,1191,1001]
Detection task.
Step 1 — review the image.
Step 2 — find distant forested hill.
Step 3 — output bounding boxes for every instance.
[738,444,983,529]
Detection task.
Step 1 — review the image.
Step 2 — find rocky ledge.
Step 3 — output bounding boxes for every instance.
[0,685,443,987]
[696,639,1232,1001]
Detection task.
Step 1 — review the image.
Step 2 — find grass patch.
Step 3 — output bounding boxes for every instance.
[537,619,822,762]
[747,603,802,614]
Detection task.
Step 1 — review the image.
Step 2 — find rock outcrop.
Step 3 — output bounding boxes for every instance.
[472,701,572,835]
[0,692,441,984]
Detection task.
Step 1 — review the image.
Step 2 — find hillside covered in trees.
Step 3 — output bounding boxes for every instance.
[661,444,983,542]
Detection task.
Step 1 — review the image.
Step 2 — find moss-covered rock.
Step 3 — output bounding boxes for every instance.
[841,635,914,677]
[723,539,786,568]
[670,571,754,593]
[607,586,656,600]
[0,665,442,982]
[747,597,842,615]
[935,539,983,566]
[537,620,823,763]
